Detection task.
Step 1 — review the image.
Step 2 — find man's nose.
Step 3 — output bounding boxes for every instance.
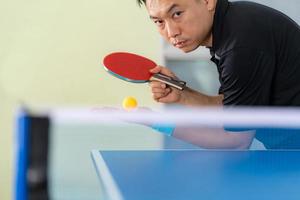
[166,22,180,38]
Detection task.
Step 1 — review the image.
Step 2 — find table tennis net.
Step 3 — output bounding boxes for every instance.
[48,106,300,150]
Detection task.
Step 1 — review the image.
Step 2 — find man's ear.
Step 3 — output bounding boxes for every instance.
[203,0,217,11]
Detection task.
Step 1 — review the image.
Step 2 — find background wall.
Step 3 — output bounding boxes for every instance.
[0,0,160,199]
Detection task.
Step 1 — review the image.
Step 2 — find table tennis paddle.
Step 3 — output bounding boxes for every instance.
[103,52,186,90]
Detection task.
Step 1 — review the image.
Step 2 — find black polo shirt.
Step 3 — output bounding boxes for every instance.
[210,0,300,106]
[210,0,300,148]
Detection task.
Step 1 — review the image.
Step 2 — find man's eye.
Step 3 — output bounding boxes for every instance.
[154,20,163,26]
[173,11,183,18]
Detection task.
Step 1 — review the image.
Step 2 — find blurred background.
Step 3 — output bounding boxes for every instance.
[1,1,159,199]
[1,0,300,199]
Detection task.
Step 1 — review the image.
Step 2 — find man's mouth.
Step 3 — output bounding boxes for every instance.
[173,40,188,48]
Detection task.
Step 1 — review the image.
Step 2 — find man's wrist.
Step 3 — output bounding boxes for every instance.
[178,87,191,105]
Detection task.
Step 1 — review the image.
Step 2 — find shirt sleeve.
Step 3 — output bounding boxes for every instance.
[219,48,275,106]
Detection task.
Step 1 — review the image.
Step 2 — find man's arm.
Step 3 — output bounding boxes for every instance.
[149,65,254,149]
[179,87,223,106]
[173,127,255,149]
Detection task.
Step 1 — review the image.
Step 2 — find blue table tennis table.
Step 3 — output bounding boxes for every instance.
[92,149,300,200]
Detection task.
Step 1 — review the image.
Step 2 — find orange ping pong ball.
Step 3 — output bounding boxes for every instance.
[122,96,138,111]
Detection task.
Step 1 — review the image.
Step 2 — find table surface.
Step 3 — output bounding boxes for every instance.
[92,149,300,200]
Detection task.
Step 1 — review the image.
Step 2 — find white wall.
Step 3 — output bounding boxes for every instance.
[0,1,160,199]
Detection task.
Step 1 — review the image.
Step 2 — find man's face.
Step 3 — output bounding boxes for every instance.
[146,0,215,53]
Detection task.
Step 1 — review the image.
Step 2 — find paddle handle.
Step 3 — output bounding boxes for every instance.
[150,73,186,90]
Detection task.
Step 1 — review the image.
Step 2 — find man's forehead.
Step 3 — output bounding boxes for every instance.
[146,0,182,17]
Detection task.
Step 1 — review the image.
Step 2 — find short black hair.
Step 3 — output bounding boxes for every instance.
[137,0,200,7]
[136,0,146,6]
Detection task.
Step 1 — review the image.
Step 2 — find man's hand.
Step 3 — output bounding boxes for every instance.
[91,106,153,126]
[149,66,183,103]
[149,66,223,106]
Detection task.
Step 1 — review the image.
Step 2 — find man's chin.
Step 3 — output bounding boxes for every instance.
[181,48,193,53]
[179,45,199,53]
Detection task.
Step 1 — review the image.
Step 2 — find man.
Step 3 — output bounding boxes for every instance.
[137,0,300,149]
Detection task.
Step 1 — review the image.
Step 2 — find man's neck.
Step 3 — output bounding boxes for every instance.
[203,33,213,48]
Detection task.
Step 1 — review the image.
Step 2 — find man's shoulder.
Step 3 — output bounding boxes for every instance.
[217,2,284,56]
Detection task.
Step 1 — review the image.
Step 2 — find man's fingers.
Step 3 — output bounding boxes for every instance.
[149,66,162,74]
[156,95,173,103]
[150,65,176,78]
[149,74,175,103]
[152,88,172,100]
[152,93,166,101]
[149,81,167,89]
[151,86,171,93]
[150,81,171,96]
